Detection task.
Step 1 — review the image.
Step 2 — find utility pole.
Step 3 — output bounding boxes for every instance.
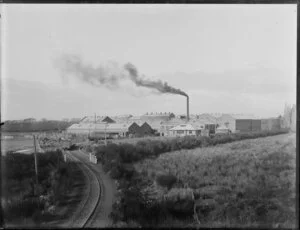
[33,135,39,195]
[104,122,107,146]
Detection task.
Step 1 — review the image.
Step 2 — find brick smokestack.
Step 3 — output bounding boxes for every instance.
[187,96,189,122]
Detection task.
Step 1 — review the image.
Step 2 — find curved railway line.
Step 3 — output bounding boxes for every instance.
[65,150,105,228]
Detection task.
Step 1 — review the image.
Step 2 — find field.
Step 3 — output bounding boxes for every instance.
[134,133,296,228]
[1,137,34,155]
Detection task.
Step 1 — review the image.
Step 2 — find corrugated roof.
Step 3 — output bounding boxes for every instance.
[230,114,261,119]
[67,122,130,132]
[170,124,202,131]
[217,114,261,120]
[196,113,218,123]
[68,123,99,129]
[161,118,185,125]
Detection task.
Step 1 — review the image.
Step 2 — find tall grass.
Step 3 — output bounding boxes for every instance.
[135,134,296,228]
[95,129,292,227]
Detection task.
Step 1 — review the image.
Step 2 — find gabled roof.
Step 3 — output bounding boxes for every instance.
[111,115,132,123]
[79,115,116,124]
[95,123,130,130]
[146,120,163,130]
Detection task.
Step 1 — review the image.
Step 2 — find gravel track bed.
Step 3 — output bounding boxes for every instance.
[73,150,113,228]
[65,151,101,228]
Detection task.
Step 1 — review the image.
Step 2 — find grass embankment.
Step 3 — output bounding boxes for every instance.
[93,129,294,227]
[135,133,296,228]
[1,150,86,228]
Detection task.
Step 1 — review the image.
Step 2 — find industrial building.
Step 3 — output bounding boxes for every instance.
[67,110,283,139]
[195,113,218,124]
[79,116,116,124]
[160,118,184,136]
[127,122,155,137]
[66,121,155,139]
[169,124,202,137]
[66,123,129,137]
[261,118,282,131]
[217,114,262,133]
[159,115,218,137]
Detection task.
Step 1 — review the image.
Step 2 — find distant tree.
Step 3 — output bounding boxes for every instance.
[283,103,293,129]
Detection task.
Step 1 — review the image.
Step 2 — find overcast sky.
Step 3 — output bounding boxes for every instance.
[1,4,297,120]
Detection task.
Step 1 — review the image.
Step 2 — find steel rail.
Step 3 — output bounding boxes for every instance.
[65,151,102,228]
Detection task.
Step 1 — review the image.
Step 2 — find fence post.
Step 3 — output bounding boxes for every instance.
[64,152,67,162]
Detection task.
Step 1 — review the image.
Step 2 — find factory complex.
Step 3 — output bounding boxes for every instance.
[66,112,286,139]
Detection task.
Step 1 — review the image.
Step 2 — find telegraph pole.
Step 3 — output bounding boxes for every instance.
[33,135,39,195]
[104,123,107,146]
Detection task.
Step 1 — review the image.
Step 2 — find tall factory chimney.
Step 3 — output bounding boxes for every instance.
[187,96,189,122]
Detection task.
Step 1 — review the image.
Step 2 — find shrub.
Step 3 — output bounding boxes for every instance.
[119,144,140,163]
[68,144,79,150]
[156,174,177,190]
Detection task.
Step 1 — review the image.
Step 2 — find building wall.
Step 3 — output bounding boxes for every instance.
[261,118,280,131]
[128,123,143,137]
[251,119,261,131]
[270,119,281,130]
[140,122,154,136]
[160,124,177,136]
[217,115,236,132]
[261,119,269,131]
[170,129,198,137]
[66,128,90,134]
[235,119,252,132]
[235,119,262,132]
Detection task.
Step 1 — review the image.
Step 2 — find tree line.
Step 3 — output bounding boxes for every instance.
[1,120,76,132]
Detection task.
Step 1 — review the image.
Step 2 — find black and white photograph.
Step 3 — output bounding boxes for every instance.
[0,3,297,228]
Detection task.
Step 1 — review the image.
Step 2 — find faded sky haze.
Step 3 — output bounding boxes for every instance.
[1,4,297,120]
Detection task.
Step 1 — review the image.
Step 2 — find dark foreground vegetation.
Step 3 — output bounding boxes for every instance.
[1,150,84,227]
[93,129,295,227]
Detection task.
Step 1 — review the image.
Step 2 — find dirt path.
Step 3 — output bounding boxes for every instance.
[72,150,116,228]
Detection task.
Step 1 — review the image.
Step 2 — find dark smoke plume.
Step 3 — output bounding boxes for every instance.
[124,63,188,97]
[55,54,188,97]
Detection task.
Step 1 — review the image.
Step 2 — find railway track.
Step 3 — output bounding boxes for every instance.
[65,150,104,228]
